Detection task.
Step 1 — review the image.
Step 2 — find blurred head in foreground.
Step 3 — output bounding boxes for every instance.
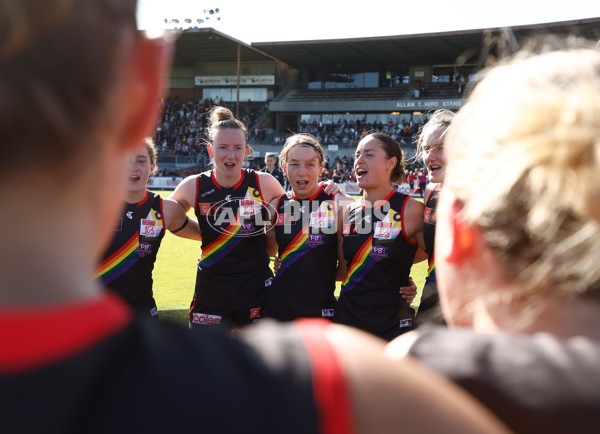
[437,38,600,333]
[0,0,173,303]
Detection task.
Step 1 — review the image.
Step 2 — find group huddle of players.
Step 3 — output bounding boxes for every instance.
[99,105,451,341]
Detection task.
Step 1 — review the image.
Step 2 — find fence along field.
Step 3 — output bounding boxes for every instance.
[151,190,428,324]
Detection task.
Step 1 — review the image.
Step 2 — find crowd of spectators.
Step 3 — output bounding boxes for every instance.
[152,95,263,158]
[151,94,427,179]
[297,116,424,150]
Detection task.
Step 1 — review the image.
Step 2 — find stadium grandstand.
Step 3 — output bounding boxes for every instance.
[152,17,600,179]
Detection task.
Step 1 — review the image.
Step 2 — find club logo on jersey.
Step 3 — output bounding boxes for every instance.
[424,207,436,224]
[199,203,212,215]
[276,213,288,225]
[265,277,273,287]
[321,309,335,317]
[126,211,133,219]
[140,209,163,238]
[370,244,388,261]
[306,233,325,248]
[136,242,153,257]
[192,313,222,325]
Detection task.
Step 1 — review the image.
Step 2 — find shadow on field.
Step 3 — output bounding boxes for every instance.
[159,309,189,326]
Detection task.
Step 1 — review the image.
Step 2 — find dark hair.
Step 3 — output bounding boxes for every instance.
[207,106,248,142]
[367,132,405,183]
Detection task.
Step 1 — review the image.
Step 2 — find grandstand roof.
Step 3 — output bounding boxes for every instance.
[251,18,600,72]
[173,28,279,64]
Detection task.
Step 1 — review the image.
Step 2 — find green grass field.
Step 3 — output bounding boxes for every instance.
[151,190,429,324]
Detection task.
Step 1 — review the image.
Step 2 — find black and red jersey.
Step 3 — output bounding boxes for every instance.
[96,190,164,310]
[335,191,417,340]
[0,292,354,434]
[264,187,338,321]
[193,169,273,310]
[423,184,440,284]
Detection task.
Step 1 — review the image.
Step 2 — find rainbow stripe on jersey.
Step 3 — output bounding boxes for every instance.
[95,233,139,284]
[277,223,310,275]
[198,221,243,269]
[425,252,436,283]
[341,236,376,292]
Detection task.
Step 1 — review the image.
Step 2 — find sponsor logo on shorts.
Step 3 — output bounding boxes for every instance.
[149,307,158,317]
[399,318,413,328]
[250,308,262,319]
[321,309,335,317]
[192,313,222,325]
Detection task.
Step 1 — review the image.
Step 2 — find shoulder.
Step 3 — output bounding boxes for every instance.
[256,171,286,201]
[403,195,425,216]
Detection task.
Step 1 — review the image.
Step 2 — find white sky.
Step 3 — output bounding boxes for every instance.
[137,0,599,44]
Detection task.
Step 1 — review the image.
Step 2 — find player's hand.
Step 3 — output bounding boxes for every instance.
[320,180,341,196]
[273,256,282,274]
[400,276,417,303]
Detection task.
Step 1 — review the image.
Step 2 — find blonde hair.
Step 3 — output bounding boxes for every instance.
[445,39,600,299]
[278,133,325,171]
[414,109,455,162]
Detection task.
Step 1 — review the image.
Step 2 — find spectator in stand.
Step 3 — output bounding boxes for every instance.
[260,152,285,187]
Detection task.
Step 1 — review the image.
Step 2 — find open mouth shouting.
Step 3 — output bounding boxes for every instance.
[428,164,442,174]
[355,167,368,178]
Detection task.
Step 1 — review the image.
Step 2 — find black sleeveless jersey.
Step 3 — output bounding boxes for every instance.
[194,169,273,309]
[97,190,164,306]
[264,187,338,321]
[335,191,417,340]
[423,185,439,284]
[0,293,355,434]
